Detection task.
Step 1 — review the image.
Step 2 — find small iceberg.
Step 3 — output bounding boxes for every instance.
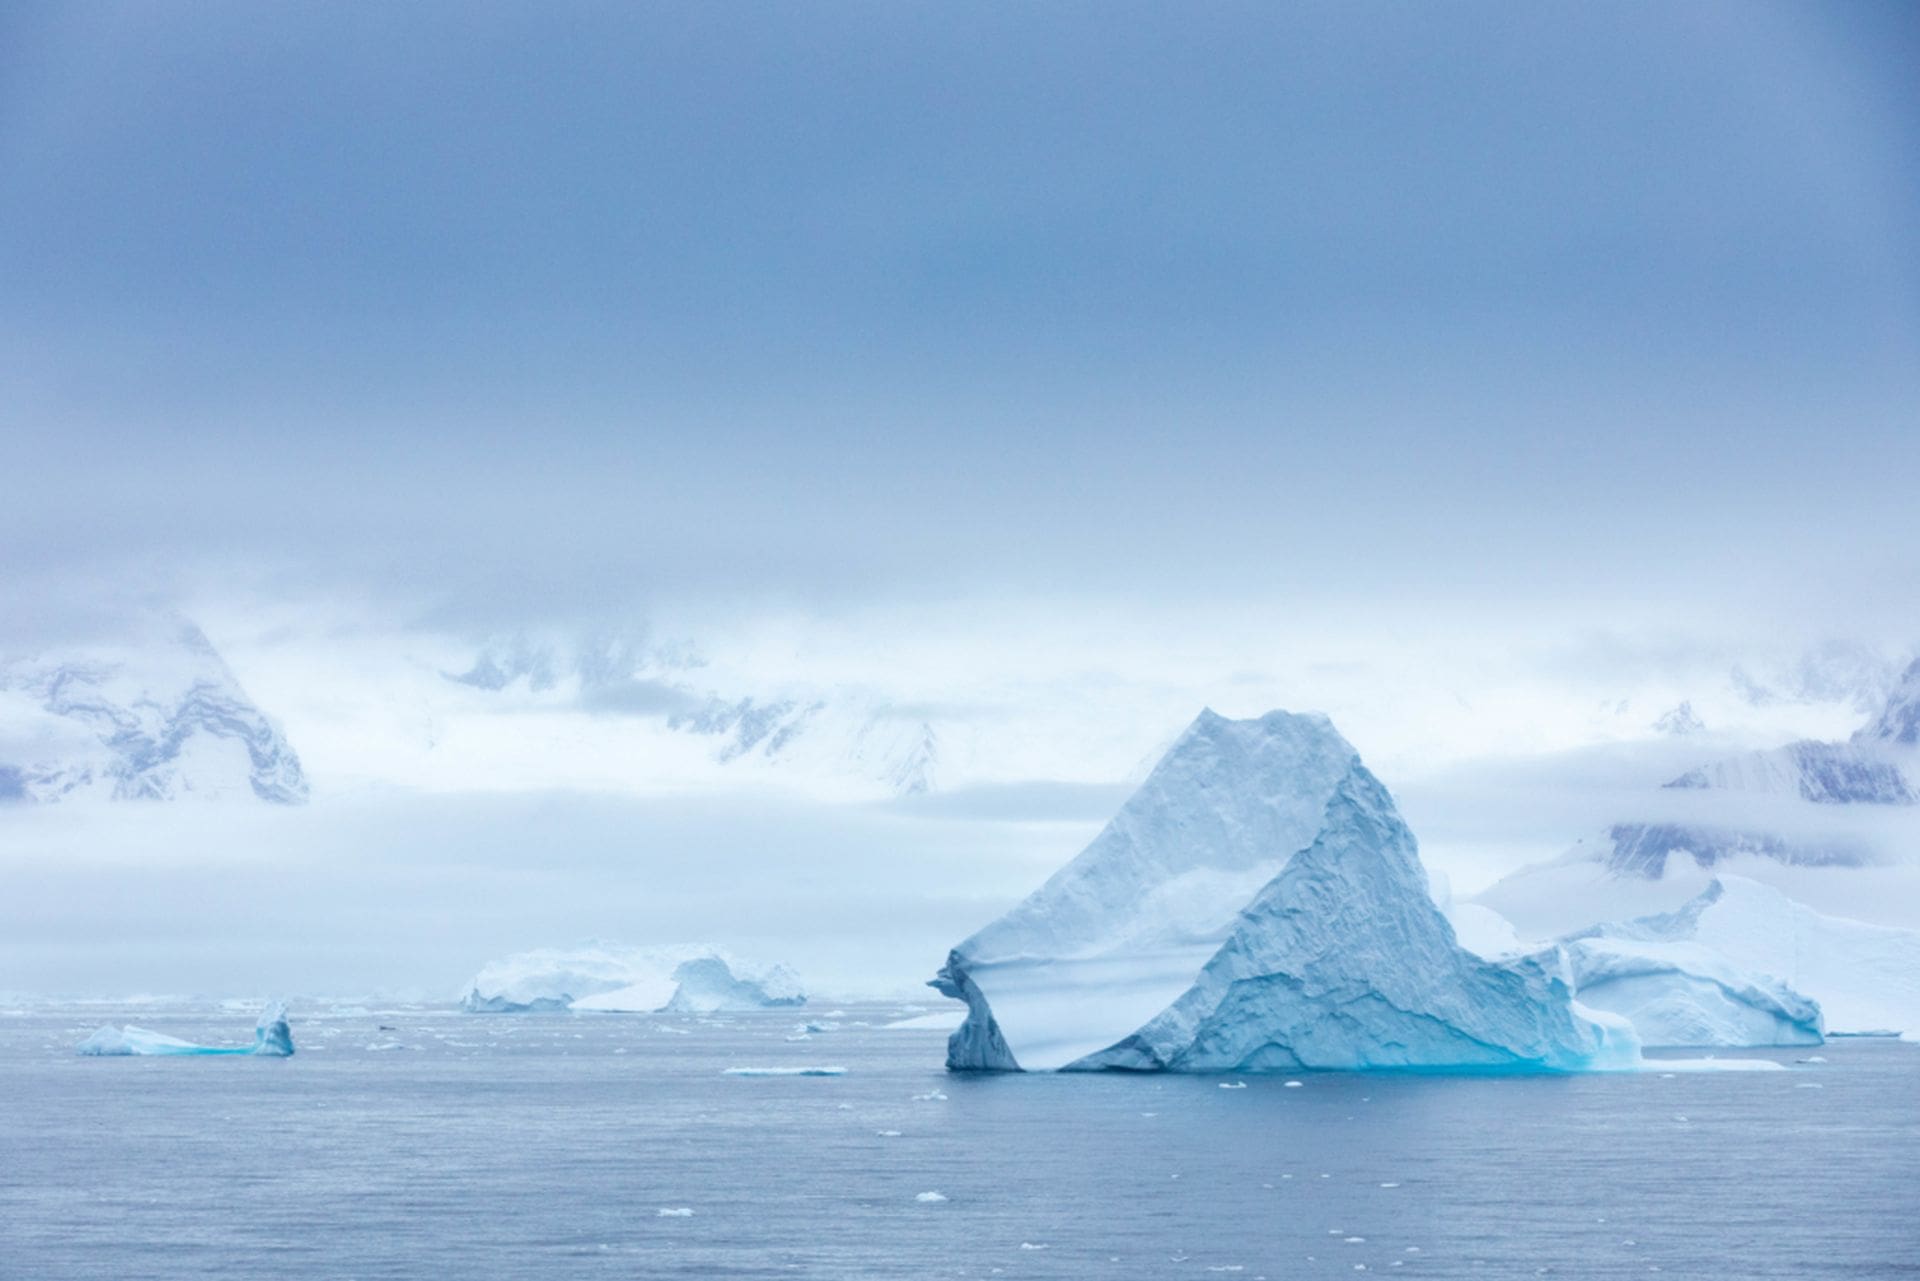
[461,943,805,1014]
[722,1065,846,1076]
[76,1001,295,1057]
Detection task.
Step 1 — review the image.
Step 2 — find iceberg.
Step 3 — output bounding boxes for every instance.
[76,1001,295,1057]
[931,710,1638,1073]
[1538,934,1823,1048]
[461,943,804,1013]
[1572,877,1920,1037]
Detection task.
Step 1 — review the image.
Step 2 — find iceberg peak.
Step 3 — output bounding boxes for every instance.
[934,709,1635,1073]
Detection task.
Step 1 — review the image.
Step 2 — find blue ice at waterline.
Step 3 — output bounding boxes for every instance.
[75,1001,294,1057]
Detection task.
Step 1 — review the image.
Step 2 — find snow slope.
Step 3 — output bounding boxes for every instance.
[1854,658,1920,747]
[932,709,1637,1073]
[0,618,307,804]
[461,944,805,1013]
[1594,877,1920,1035]
[1664,741,1914,805]
[1540,932,1822,1048]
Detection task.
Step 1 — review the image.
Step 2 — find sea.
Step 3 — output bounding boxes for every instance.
[2,1002,1915,1279]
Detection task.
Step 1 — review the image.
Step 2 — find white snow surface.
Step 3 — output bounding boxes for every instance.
[933,709,1637,1073]
[0,616,306,804]
[1539,932,1822,1048]
[461,943,804,1014]
[1585,876,1920,1036]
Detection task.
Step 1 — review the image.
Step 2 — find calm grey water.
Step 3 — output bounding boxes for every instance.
[1,1003,1915,1279]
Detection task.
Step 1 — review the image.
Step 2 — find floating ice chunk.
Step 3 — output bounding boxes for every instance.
[722,1066,846,1076]
[1219,1081,1247,1089]
[76,1001,294,1057]
[463,943,804,1014]
[915,1191,947,1203]
[656,1208,694,1217]
[1648,1057,1785,1072]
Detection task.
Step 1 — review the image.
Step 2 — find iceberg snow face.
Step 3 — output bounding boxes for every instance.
[1540,935,1822,1048]
[76,1001,295,1057]
[462,944,804,1014]
[933,710,1635,1073]
[1590,877,1920,1037]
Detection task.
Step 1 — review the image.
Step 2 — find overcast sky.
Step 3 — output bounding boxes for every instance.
[3,3,1918,995]
[4,2,1916,626]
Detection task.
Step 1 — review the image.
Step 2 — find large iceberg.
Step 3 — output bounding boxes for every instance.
[931,710,1638,1073]
[461,944,805,1013]
[76,1001,295,1057]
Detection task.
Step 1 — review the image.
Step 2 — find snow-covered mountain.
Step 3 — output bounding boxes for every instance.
[667,695,938,796]
[1665,740,1914,806]
[1597,821,1870,879]
[0,618,307,804]
[1491,663,1920,892]
[444,634,940,797]
[1854,657,1920,747]
[933,709,1636,1073]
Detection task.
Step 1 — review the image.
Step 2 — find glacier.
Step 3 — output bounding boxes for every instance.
[76,1001,295,1057]
[931,710,1639,1073]
[462,944,805,1013]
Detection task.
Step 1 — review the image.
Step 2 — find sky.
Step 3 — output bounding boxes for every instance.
[2,3,1918,997]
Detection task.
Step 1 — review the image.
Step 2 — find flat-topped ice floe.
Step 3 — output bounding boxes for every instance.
[76,1001,295,1057]
[932,709,1640,1073]
[722,1065,846,1076]
[461,944,804,1014]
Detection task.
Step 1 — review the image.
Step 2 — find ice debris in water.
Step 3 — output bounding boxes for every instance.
[722,1066,846,1076]
[915,1191,947,1203]
[656,1208,694,1217]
